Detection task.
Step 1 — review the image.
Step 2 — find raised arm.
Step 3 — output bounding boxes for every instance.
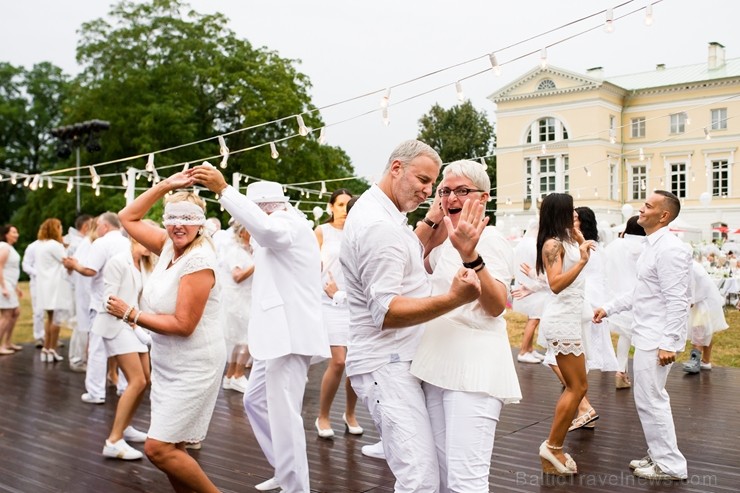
[542,238,594,294]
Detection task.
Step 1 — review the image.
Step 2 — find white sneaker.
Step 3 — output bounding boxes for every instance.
[222,376,232,390]
[517,352,540,364]
[230,375,248,393]
[531,350,545,361]
[255,477,281,491]
[361,441,385,459]
[103,439,143,460]
[700,361,712,370]
[81,393,105,404]
[629,455,652,470]
[123,425,148,443]
[633,463,685,480]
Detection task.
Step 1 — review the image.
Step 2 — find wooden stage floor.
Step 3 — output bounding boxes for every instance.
[0,341,737,492]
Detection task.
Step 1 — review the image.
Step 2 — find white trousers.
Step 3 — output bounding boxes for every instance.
[616,335,631,373]
[244,354,311,493]
[84,312,108,400]
[29,278,45,340]
[351,362,439,493]
[633,348,687,478]
[424,383,503,493]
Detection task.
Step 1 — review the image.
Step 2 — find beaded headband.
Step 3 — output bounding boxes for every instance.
[162,201,206,226]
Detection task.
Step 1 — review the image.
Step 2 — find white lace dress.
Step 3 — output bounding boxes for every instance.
[540,241,590,357]
[141,240,226,443]
[0,242,20,309]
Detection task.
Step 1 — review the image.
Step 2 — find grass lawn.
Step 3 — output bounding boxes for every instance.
[8,282,740,368]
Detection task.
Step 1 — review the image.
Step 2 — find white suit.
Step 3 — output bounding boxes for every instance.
[219,185,329,493]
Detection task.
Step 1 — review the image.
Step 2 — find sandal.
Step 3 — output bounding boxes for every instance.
[539,440,577,475]
[568,408,599,432]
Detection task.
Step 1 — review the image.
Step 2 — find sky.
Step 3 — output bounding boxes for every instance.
[1,0,738,183]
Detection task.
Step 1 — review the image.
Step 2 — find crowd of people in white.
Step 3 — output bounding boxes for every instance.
[0,140,732,491]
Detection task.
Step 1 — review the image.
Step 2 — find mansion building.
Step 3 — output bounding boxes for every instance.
[490,42,739,242]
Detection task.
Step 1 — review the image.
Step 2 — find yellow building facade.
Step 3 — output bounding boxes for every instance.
[490,42,739,242]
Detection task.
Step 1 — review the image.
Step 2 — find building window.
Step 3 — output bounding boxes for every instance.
[563,156,570,194]
[525,159,532,200]
[711,108,727,130]
[631,117,646,138]
[539,157,557,195]
[539,118,556,142]
[712,159,729,197]
[609,163,619,200]
[537,79,556,91]
[670,163,687,198]
[669,113,686,134]
[631,165,647,200]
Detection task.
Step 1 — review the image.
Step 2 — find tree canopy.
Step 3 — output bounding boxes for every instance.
[3,0,364,245]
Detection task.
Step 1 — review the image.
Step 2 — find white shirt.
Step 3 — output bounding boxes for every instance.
[341,184,431,377]
[604,227,691,352]
[84,230,130,312]
[22,240,39,278]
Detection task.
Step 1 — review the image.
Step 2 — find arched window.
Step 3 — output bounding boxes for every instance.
[537,79,556,91]
[526,117,569,143]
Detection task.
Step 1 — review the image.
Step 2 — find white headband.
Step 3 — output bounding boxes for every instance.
[162,201,206,227]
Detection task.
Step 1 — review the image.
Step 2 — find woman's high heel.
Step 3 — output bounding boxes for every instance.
[48,349,64,362]
[342,413,364,435]
[40,348,50,363]
[539,440,577,475]
[315,418,334,439]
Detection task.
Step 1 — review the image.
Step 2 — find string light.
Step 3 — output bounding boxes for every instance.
[89,166,100,188]
[683,112,691,126]
[95,185,101,197]
[638,148,645,161]
[182,162,190,172]
[121,173,128,187]
[380,87,391,109]
[382,107,390,127]
[594,187,599,197]
[604,8,614,33]
[584,167,591,177]
[319,180,327,198]
[480,157,488,169]
[29,174,40,191]
[609,129,616,144]
[10,173,17,185]
[540,143,547,154]
[145,153,155,172]
[23,176,30,187]
[47,177,53,189]
[539,48,548,69]
[645,1,654,26]
[151,166,160,184]
[318,127,327,145]
[489,53,501,76]
[455,81,465,102]
[218,136,229,169]
[269,141,279,159]
[704,127,711,140]
[66,177,74,193]
[296,115,309,137]
[641,179,646,190]
[691,171,696,182]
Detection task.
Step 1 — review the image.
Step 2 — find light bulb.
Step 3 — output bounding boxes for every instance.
[604,8,614,33]
[455,81,465,102]
[382,107,390,127]
[218,135,229,169]
[66,177,74,193]
[47,176,53,189]
[539,48,548,69]
[270,141,279,159]
[489,53,501,76]
[704,127,711,140]
[541,143,547,154]
[146,153,155,172]
[23,176,30,187]
[121,173,128,187]
[639,148,645,161]
[95,186,101,197]
[645,2,654,26]
[10,173,17,185]
[380,87,391,109]
[296,115,309,137]
[318,127,327,144]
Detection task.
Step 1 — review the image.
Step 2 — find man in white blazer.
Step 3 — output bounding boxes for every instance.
[192,165,330,493]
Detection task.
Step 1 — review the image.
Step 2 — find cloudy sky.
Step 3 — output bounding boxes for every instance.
[1,0,737,181]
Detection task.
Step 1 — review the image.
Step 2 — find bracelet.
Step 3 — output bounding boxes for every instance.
[133,309,142,327]
[473,262,486,273]
[462,254,484,270]
[422,217,439,229]
[122,306,134,324]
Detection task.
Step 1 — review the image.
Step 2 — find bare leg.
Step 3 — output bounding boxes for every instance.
[317,346,347,430]
[519,318,539,355]
[0,309,12,352]
[233,344,250,379]
[546,352,588,465]
[701,343,712,364]
[108,352,151,442]
[145,439,220,493]
[344,376,359,427]
[5,307,21,350]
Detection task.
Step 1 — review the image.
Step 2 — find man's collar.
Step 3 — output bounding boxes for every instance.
[369,184,408,226]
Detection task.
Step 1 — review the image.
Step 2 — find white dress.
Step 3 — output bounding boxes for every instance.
[540,241,591,357]
[0,242,21,309]
[141,239,226,443]
[581,246,619,371]
[319,223,349,346]
[34,239,71,311]
[220,242,253,347]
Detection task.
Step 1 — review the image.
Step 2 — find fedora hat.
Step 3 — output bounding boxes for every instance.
[246,181,289,203]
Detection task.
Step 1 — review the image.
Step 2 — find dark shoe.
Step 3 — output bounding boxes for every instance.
[682,349,701,374]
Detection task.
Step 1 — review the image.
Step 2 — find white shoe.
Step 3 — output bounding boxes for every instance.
[230,375,248,393]
[633,463,685,480]
[517,352,540,364]
[342,413,364,435]
[361,440,385,459]
[700,361,712,370]
[629,455,653,470]
[184,441,201,450]
[315,418,334,438]
[81,393,105,404]
[123,425,148,443]
[103,439,143,460]
[222,376,232,390]
[531,350,545,361]
[255,477,281,491]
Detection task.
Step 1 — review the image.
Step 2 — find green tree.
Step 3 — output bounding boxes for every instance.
[416,100,496,223]
[0,62,71,235]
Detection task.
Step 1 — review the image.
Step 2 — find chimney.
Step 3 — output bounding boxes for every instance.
[708,41,726,70]
[656,64,666,71]
[586,66,604,79]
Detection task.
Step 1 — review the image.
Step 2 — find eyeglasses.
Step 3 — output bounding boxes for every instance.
[437,187,485,197]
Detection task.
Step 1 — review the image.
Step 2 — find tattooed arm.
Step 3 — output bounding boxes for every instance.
[541,238,594,294]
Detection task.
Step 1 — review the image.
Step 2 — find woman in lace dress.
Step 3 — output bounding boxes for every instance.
[106,172,226,492]
[536,193,595,476]
[0,225,22,354]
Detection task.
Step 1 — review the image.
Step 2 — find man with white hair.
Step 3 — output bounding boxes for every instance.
[340,140,482,492]
[191,164,330,493]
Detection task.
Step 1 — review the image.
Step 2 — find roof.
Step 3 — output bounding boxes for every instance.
[605,57,740,90]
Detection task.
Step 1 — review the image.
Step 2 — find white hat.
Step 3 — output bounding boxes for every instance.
[246,181,289,203]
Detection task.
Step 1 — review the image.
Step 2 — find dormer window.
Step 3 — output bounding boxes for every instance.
[537,79,556,91]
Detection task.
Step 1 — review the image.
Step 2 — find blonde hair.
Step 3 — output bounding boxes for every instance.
[87,217,100,242]
[131,218,159,273]
[164,192,214,255]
